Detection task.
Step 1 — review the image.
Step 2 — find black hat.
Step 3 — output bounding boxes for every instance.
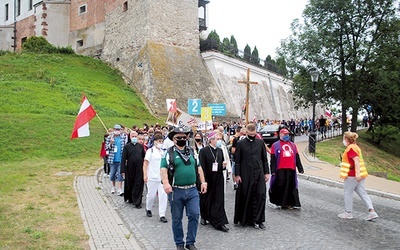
[167,126,191,140]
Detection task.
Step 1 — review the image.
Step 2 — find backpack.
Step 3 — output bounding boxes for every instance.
[166,146,201,191]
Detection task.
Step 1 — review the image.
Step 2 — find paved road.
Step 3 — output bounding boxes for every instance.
[99,172,400,250]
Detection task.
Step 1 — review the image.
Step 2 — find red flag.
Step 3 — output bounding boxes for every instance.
[325,109,332,118]
[70,95,97,139]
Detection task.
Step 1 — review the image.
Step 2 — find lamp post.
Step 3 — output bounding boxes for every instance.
[309,70,319,154]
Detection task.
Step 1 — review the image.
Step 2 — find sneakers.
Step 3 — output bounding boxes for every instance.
[365,211,378,221]
[160,216,168,223]
[146,209,152,217]
[110,186,116,194]
[338,212,353,219]
[117,188,124,196]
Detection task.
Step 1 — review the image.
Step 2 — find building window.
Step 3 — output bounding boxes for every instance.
[123,1,128,12]
[79,5,87,15]
[17,0,21,16]
[77,39,84,47]
[29,0,33,11]
[5,4,9,21]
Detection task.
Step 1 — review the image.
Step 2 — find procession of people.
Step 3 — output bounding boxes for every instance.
[100,117,377,250]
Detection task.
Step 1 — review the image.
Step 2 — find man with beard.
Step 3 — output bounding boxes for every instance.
[121,131,146,208]
[199,131,229,232]
[234,123,269,230]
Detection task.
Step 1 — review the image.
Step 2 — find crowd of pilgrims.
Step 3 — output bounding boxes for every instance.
[99,118,306,220]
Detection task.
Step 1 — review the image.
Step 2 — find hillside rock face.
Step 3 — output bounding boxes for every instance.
[101,0,224,117]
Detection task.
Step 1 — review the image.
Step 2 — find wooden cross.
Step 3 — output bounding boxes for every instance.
[238,68,258,124]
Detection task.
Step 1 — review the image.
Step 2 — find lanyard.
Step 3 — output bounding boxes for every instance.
[208,146,218,163]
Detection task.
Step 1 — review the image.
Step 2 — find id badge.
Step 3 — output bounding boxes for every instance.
[212,162,218,172]
[114,146,118,153]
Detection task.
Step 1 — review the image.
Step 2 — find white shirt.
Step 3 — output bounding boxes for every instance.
[144,147,165,181]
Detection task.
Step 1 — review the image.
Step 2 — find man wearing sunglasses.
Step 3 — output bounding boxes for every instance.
[160,127,207,250]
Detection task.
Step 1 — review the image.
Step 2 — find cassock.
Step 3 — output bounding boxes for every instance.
[234,137,269,225]
[199,145,229,229]
[121,142,145,205]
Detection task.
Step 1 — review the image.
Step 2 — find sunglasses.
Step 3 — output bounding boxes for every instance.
[174,136,187,140]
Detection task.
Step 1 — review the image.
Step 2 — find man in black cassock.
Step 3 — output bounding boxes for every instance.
[199,131,229,232]
[121,131,146,208]
[234,123,269,230]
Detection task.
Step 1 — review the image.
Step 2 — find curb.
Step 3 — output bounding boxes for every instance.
[300,144,400,201]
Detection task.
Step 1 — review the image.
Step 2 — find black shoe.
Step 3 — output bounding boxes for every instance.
[160,216,168,223]
[177,245,185,250]
[146,209,152,217]
[222,225,230,230]
[258,223,266,230]
[200,218,208,225]
[135,204,142,209]
[216,225,229,232]
[185,244,198,250]
[233,183,238,190]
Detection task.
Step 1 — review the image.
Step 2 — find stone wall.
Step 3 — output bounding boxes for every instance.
[100,0,221,117]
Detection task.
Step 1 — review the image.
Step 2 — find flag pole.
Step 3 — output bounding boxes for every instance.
[96,113,108,132]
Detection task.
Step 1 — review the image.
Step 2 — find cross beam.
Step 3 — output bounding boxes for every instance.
[238,68,258,124]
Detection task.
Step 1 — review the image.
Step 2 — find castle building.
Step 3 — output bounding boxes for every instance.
[0,0,209,55]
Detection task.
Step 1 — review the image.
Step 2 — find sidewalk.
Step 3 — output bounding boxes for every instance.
[296,141,400,201]
[74,168,143,250]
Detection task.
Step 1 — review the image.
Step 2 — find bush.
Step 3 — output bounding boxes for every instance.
[22,36,75,54]
[369,124,400,145]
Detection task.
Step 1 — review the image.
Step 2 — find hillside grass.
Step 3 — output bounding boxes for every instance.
[316,130,400,182]
[0,52,162,249]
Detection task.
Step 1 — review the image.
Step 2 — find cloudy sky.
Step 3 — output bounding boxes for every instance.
[206,0,309,59]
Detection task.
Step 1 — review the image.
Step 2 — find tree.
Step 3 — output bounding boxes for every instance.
[243,44,251,62]
[278,0,400,133]
[221,37,231,54]
[207,30,220,51]
[230,35,239,56]
[250,46,260,65]
[275,56,288,76]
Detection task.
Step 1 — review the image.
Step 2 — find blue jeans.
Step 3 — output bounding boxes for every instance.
[109,162,123,182]
[168,187,200,246]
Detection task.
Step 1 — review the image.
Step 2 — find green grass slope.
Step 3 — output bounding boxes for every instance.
[0,52,161,249]
[0,53,160,162]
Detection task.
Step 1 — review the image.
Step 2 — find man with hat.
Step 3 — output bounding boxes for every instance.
[106,124,128,195]
[160,127,207,250]
[269,128,304,209]
[198,130,229,232]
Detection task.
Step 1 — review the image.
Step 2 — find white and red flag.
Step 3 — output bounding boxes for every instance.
[325,109,332,118]
[70,95,97,139]
[166,99,177,113]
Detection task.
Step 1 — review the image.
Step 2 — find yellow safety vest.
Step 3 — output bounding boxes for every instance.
[340,144,368,179]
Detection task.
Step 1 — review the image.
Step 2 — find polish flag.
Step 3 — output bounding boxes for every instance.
[166,99,177,113]
[70,95,97,139]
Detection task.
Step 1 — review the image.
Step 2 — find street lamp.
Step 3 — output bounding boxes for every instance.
[309,69,319,154]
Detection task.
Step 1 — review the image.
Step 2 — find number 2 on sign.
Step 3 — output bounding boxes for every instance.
[191,101,198,113]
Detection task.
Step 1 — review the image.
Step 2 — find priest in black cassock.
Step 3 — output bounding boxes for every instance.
[234,123,270,230]
[121,131,146,208]
[199,131,229,232]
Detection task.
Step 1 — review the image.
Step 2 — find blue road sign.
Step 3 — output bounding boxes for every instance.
[188,99,202,115]
[207,103,226,116]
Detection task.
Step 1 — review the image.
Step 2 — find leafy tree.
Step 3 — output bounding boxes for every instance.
[230,35,239,56]
[278,0,400,133]
[275,56,288,76]
[221,37,231,54]
[243,44,251,62]
[250,46,260,65]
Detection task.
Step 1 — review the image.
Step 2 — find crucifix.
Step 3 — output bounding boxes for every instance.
[238,68,258,124]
